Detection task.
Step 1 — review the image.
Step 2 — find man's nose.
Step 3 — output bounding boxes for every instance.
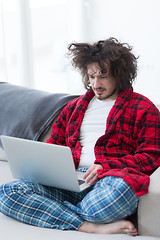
[94,77,102,88]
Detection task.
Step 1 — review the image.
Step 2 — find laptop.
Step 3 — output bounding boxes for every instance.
[0,135,90,192]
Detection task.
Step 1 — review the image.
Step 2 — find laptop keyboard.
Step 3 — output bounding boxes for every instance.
[78,179,85,185]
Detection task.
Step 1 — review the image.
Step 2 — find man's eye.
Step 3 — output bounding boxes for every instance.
[101,75,109,79]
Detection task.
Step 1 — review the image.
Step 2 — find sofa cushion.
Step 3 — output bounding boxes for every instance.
[138,167,160,237]
[0,82,79,160]
[0,147,6,161]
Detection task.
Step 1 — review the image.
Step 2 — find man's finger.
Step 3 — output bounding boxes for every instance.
[85,170,97,183]
[83,166,94,179]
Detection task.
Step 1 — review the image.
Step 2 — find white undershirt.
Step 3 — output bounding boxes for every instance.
[78,97,115,168]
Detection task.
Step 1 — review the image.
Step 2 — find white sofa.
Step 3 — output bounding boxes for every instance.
[0,83,160,240]
[1,144,160,240]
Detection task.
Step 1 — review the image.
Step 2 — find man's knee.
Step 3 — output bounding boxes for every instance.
[78,177,139,223]
[97,176,139,207]
[0,180,37,207]
[0,180,38,215]
[0,181,20,198]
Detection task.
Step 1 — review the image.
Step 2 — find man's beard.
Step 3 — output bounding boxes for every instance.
[95,87,118,100]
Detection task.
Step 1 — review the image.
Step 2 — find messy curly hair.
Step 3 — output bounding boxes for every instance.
[68,37,138,91]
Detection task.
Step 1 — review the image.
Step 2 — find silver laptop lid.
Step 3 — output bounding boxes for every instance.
[1,135,89,192]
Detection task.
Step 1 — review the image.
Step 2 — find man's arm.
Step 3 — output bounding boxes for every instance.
[94,106,160,195]
[99,108,160,172]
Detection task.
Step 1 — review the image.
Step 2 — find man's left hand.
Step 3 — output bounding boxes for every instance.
[83,164,103,186]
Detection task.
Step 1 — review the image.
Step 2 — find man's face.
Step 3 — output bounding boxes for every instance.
[87,62,118,101]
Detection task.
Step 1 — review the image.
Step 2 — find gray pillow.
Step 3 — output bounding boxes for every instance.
[0,82,79,160]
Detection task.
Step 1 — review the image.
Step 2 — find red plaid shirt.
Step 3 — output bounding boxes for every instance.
[47,87,160,196]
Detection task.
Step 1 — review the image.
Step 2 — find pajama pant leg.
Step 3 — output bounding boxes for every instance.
[0,176,139,230]
[65,176,139,223]
[0,180,88,230]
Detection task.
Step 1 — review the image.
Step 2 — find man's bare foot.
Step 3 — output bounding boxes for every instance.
[78,219,138,236]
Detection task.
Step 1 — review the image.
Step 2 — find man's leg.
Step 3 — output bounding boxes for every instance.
[65,176,139,235]
[0,177,139,235]
[0,180,86,230]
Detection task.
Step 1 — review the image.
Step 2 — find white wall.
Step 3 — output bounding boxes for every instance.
[85,0,160,104]
[0,0,160,104]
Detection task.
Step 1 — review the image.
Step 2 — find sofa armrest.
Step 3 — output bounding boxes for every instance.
[138,167,160,237]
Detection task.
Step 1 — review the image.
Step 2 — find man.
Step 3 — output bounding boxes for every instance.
[0,37,160,236]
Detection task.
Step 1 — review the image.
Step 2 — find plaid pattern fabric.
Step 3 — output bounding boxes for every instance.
[0,180,85,230]
[47,87,160,196]
[0,176,138,229]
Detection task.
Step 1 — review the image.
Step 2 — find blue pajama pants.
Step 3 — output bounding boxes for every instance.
[0,176,139,230]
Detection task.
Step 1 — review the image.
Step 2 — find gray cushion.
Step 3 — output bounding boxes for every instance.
[0,82,79,149]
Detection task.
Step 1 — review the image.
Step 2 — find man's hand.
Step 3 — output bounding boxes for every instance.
[83,164,103,186]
